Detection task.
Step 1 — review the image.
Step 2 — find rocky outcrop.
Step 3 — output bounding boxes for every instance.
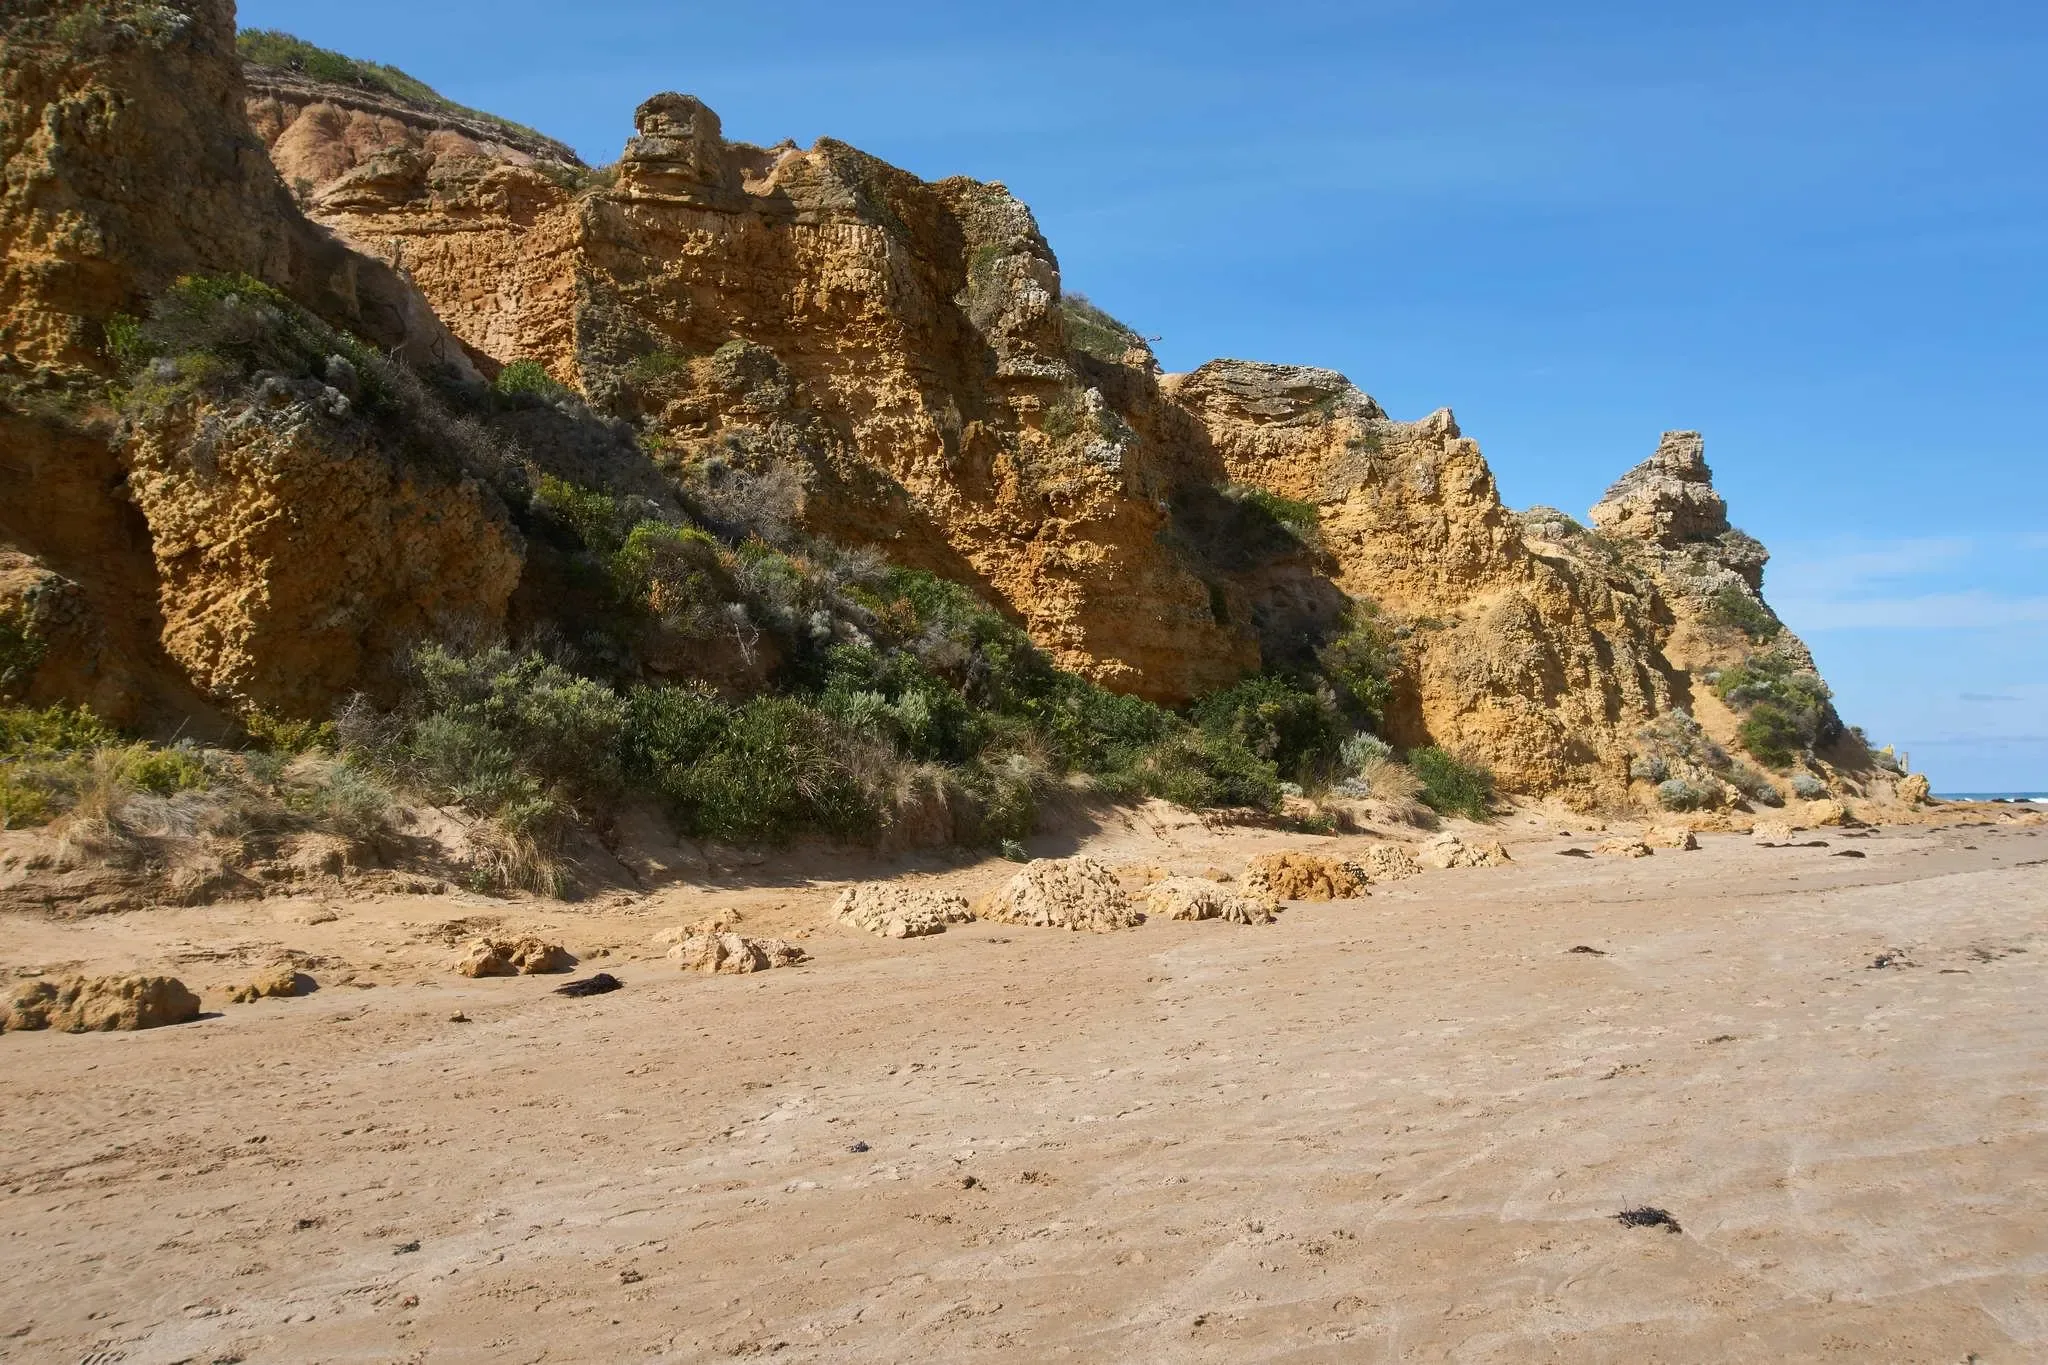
[0,0,512,728]
[3,973,200,1031]
[979,856,1142,932]
[1243,851,1366,901]
[1138,876,1277,924]
[244,64,582,203]
[671,932,807,974]
[833,882,975,938]
[2,3,1858,810]
[1353,843,1423,882]
[457,937,572,976]
[1418,833,1512,870]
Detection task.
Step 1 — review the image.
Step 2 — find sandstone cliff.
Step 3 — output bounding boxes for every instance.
[2,1,1872,810]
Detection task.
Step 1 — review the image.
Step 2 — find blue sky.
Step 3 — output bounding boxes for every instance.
[241,0,2048,791]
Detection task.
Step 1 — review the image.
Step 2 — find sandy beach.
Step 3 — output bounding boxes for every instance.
[2,810,2044,1363]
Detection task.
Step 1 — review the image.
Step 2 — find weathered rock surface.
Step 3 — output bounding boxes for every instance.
[227,962,306,1003]
[1418,833,1513,870]
[1139,877,1277,925]
[980,857,1142,932]
[833,883,975,938]
[457,937,573,977]
[1244,852,1366,901]
[1644,826,1700,851]
[1896,775,1932,805]
[3,974,200,1032]
[1751,821,1798,847]
[670,932,807,974]
[1804,799,1848,828]
[1594,838,1653,859]
[1354,843,1423,882]
[0,2,1861,811]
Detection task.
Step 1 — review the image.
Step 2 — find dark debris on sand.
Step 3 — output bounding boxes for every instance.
[555,972,623,997]
[1567,945,1608,956]
[1615,1206,1682,1233]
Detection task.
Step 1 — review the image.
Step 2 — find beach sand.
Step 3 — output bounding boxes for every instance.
[2,812,2044,1362]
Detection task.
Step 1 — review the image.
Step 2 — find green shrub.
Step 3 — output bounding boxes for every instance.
[1656,777,1715,811]
[494,359,573,404]
[0,704,120,756]
[1716,651,1834,764]
[1409,746,1494,820]
[1231,485,1319,535]
[117,743,209,796]
[1318,605,1402,727]
[1059,294,1144,363]
[1706,585,1781,642]
[362,645,628,829]
[242,709,336,754]
[0,770,50,828]
[0,609,45,697]
[1192,675,1342,784]
[1112,728,1281,811]
[532,475,629,558]
[1737,704,1804,770]
[623,687,880,843]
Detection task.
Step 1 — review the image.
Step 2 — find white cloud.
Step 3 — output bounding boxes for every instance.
[1773,590,2048,630]
[1766,535,2048,631]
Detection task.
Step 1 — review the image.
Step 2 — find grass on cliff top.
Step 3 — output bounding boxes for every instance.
[237,30,558,151]
[1060,294,1147,364]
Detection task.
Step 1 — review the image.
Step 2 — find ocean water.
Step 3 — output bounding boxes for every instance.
[1936,792,2048,803]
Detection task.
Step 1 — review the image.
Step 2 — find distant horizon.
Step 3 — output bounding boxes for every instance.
[236,0,2048,791]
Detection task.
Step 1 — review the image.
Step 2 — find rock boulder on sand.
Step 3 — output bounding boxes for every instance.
[832,884,975,939]
[1643,826,1699,850]
[1139,877,1278,925]
[979,857,1142,932]
[1244,852,1366,901]
[1594,838,1653,859]
[1896,774,1932,805]
[228,962,307,1002]
[1804,799,1848,827]
[457,937,573,977]
[671,932,808,974]
[1751,820,1798,847]
[1418,833,1512,870]
[1354,843,1423,882]
[3,974,200,1032]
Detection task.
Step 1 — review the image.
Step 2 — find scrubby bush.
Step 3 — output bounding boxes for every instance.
[1339,732,1393,777]
[1108,727,1281,811]
[0,609,45,698]
[1318,605,1402,728]
[1716,651,1836,768]
[1059,294,1144,363]
[237,30,552,143]
[494,359,574,405]
[1706,585,1781,642]
[1409,746,1495,820]
[1192,676,1343,786]
[1656,777,1716,811]
[622,685,883,842]
[1790,773,1828,800]
[1228,484,1319,538]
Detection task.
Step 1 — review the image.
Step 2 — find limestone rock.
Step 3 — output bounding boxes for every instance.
[1354,844,1423,883]
[1594,838,1653,859]
[227,963,306,1003]
[1643,826,1699,851]
[1589,432,1730,547]
[1896,774,1932,805]
[1751,820,1797,847]
[833,884,975,939]
[671,932,808,974]
[1139,877,1278,925]
[457,937,573,977]
[1804,799,1847,828]
[1244,852,1366,901]
[980,857,1142,932]
[3,975,200,1032]
[1418,833,1512,870]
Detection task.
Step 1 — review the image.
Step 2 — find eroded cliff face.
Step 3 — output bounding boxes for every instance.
[2,2,1854,804]
[282,90,1257,701]
[0,0,516,725]
[248,63,1858,803]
